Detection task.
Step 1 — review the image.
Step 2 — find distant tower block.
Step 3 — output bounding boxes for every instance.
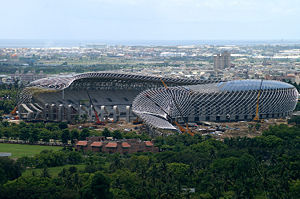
[214,51,231,70]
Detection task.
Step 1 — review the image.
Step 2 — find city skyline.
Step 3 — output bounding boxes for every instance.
[1,0,300,41]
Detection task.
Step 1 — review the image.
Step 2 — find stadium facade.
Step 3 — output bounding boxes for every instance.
[18,72,298,131]
[132,80,298,130]
[18,72,211,123]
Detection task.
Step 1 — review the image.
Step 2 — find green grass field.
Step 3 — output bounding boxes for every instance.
[22,164,86,177]
[0,143,62,158]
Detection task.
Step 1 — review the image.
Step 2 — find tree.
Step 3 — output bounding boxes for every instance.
[2,128,13,139]
[166,162,190,191]
[40,129,51,142]
[90,172,112,199]
[79,129,90,140]
[112,130,122,139]
[102,128,111,137]
[61,129,70,145]
[29,129,39,143]
[70,129,79,144]
[0,157,23,185]
[41,167,51,178]
[58,122,68,130]
[110,169,142,198]
[290,180,300,199]
[2,176,58,199]
[109,154,124,172]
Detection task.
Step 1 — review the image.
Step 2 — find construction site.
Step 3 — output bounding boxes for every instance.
[14,72,298,137]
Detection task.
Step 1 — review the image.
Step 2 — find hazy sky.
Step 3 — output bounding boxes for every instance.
[1,0,299,40]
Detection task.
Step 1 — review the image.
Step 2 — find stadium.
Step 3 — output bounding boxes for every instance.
[18,72,211,123]
[18,72,298,131]
[132,80,298,130]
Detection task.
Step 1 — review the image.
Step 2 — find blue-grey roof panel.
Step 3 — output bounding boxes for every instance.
[218,80,294,91]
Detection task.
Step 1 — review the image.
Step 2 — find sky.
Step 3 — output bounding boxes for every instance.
[1,0,300,40]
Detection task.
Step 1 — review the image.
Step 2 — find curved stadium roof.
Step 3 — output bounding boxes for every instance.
[19,72,219,105]
[218,80,294,92]
[132,79,298,130]
[28,72,217,90]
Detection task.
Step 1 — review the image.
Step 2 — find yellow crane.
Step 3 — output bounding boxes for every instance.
[253,79,264,122]
[159,78,194,136]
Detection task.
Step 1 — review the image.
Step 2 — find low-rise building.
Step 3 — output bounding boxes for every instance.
[74,136,158,154]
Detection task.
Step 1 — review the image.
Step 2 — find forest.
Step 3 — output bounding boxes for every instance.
[0,122,299,199]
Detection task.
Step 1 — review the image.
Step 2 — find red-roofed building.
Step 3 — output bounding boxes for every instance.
[145,141,153,147]
[122,142,131,148]
[104,142,118,153]
[75,140,88,151]
[91,142,103,147]
[105,142,117,148]
[90,142,103,152]
[74,137,158,154]
[76,141,87,146]
[121,142,131,153]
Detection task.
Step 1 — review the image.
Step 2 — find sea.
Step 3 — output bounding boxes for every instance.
[0,39,300,48]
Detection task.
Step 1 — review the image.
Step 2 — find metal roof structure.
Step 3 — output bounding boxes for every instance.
[132,80,298,130]
[19,72,218,105]
[218,80,294,92]
[18,72,298,132]
[28,72,215,90]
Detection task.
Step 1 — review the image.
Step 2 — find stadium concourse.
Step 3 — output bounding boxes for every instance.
[18,72,298,131]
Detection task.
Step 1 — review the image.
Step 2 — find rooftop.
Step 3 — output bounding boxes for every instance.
[76,141,88,146]
[121,142,131,148]
[105,142,117,148]
[90,142,102,147]
[218,80,294,92]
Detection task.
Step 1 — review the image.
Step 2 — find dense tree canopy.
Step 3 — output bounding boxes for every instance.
[0,123,299,198]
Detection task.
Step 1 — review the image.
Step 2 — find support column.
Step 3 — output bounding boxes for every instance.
[58,104,64,121]
[100,106,108,122]
[126,106,131,123]
[44,104,49,120]
[50,104,56,121]
[113,105,119,122]
[67,105,72,122]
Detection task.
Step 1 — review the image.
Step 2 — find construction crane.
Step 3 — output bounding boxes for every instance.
[10,106,17,115]
[9,106,19,120]
[145,94,194,136]
[253,79,264,122]
[86,91,104,125]
[159,78,194,136]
